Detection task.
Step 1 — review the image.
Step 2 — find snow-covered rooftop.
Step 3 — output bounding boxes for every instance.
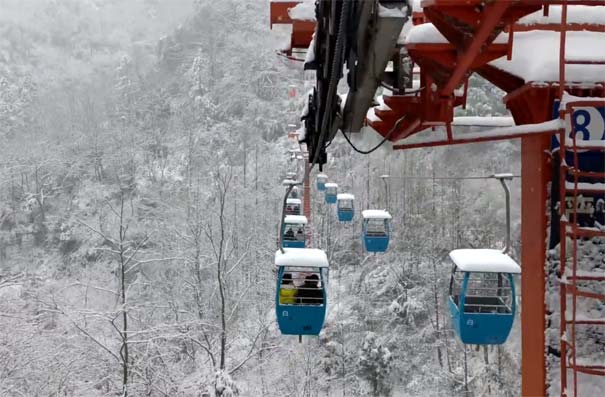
[275,248,329,268]
[324,182,338,188]
[337,193,355,201]
[284,215,307,224]
[317,173,328,180]
[286,198,301,205]
[449,249,521,274]
[362,209,392,220]
[402,19,605,84]
[282,179,298,186]
[490,30,605,83]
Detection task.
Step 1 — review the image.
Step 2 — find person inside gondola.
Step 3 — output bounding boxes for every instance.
[296,227,304,241]
[279,273,297,304]
[297,274,323,305]
[285,227,295,240]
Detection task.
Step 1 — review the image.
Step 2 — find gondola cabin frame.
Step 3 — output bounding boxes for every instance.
[317,173,328,191]
[282,179,300,199]
[282,215,307,248]
[288,186,301,199]
[275,248,329,336]
[286,198,302,216]
[336,193,355,222]
[447,248,521,345]
[324,182,338,204]
[361,209,392,252]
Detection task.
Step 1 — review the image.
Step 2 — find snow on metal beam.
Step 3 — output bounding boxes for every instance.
[392,118,562,150]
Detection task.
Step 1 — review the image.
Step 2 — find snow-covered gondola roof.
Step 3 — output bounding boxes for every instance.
[362,209,392,219]
[275,248,329,268]
[337,193,355,201]
[286,198,301,204]
[284,215,307,224]
[449,249,521,274]
[324,182,338,188]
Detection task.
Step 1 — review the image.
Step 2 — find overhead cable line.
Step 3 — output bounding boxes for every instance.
[386,175,521,180]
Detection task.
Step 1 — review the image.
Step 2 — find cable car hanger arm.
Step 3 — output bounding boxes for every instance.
[491,173,513,255]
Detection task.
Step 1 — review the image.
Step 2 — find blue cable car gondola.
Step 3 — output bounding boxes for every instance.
[447,173,520,345]
[287,186,300,199]
[285,198,302,216]
[336,193,355,222]
[275,248,329,336]
[447,249,521,345]
[317,174,328,191]
[324,182,338,204]
[282,215,307,248]
[361,210,391,252]
[282,179,300,199]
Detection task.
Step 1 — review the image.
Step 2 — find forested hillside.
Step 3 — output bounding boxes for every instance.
[0,1,523,395]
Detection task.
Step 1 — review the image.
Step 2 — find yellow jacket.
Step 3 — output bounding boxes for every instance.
[279,287,297,305]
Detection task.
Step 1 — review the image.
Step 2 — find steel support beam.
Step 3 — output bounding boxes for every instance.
[393,129,558,150]
[520,134,550,397]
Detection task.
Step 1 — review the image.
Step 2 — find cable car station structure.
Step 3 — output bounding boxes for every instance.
[270,0,604,395]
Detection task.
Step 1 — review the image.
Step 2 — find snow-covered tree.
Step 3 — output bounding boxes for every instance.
[358,332,394,396]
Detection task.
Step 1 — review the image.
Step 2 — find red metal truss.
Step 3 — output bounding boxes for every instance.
[370,0,605,148]
[369,0,545,142]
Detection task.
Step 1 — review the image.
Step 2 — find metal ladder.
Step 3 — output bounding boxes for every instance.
[557,3,605,395]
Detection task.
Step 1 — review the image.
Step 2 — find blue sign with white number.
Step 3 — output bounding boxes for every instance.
[551,100,605,229]
[551,101,605,170]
